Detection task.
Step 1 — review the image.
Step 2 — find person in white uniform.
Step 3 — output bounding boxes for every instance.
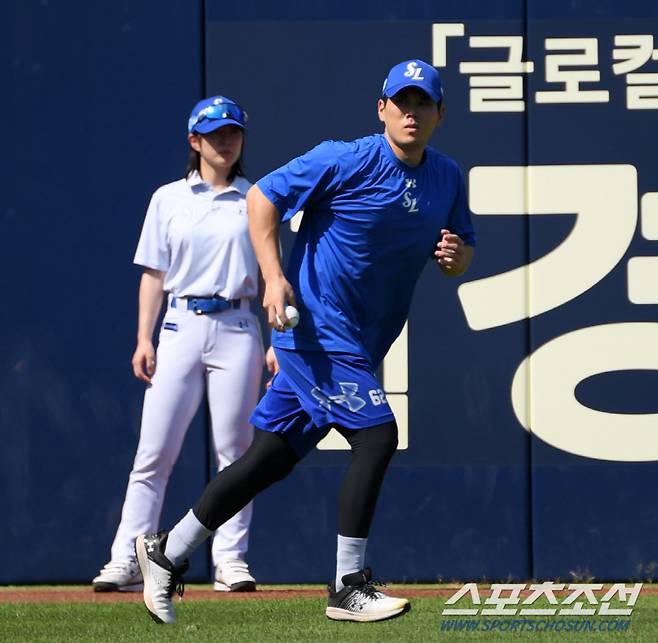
[93,95,270,593]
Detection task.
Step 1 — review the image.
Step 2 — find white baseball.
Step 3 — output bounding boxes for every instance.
[285,305,300,328]
[276,305,300,330]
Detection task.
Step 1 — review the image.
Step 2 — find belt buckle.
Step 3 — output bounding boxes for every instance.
[190,299,204,315]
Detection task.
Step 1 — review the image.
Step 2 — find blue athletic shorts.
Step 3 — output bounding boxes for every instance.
[250,347,395,457]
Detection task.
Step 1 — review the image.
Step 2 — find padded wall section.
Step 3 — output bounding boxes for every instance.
[525,4,658,581]
[3,0,656,584]
[0,0,208,582]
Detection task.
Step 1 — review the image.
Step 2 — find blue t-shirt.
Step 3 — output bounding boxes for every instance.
[257,133,476,366]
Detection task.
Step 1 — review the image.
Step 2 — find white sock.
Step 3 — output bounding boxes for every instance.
[335,535,367,592]
[164,509,212,567]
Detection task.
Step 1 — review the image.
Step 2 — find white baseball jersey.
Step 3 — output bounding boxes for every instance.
[134,172,258,299]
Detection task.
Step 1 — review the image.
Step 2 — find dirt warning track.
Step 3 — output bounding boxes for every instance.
[3,584,655,604]
[0,586,448,604]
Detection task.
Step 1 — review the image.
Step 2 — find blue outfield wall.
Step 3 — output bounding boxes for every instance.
[1,0,657,584]
[0,0,210,581]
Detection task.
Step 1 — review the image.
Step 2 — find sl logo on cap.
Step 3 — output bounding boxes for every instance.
[403,61,425,81]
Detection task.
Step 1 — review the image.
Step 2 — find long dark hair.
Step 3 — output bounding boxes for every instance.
[184,139,246,182]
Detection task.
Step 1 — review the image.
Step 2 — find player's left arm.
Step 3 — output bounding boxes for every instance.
[434,163,476,277]
[434,228,474,277]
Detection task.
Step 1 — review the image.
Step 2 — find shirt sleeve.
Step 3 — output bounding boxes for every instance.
[133,190,171,271]
[256,140,347,223]
[447,165,476,246]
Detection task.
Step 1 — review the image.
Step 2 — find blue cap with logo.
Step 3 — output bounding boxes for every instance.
[382,59,443,103]
[187,95,248,134]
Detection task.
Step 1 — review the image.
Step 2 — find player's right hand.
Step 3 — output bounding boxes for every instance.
[262,274,297,331]
[132,340,156,383]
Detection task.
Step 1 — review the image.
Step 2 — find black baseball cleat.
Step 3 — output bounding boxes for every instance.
[325,568,411,622]
[135,531,188,625]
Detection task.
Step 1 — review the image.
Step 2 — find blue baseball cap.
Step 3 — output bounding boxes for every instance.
[187,95,248,134]
[382,59,443,103]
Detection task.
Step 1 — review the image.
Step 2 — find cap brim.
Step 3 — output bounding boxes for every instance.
[192,118,245,134]
[383,82,441,103]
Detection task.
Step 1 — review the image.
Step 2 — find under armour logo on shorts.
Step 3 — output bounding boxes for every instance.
[311,382,366,413]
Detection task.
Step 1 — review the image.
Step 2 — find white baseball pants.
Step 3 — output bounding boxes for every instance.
[110,299,264,567]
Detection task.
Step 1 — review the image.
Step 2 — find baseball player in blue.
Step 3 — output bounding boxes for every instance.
[136,59,475,625]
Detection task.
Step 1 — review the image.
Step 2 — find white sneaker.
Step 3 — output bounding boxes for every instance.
[325,568,410,622]
[135,531,188,624]
[214,559,256,592]
[92,559,143,592]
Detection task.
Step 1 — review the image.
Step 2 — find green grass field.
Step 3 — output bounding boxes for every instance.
[1,590,656,642]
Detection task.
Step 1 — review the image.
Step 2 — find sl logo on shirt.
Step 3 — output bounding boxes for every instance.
[402,177,420,214]
[311,382,366,412]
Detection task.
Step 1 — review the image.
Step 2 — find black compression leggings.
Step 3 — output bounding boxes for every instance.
[336,421,398,537]
[193,430,299,531]
[193,421,398,538]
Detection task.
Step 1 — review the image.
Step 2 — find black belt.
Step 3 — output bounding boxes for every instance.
[171,296,242,315]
